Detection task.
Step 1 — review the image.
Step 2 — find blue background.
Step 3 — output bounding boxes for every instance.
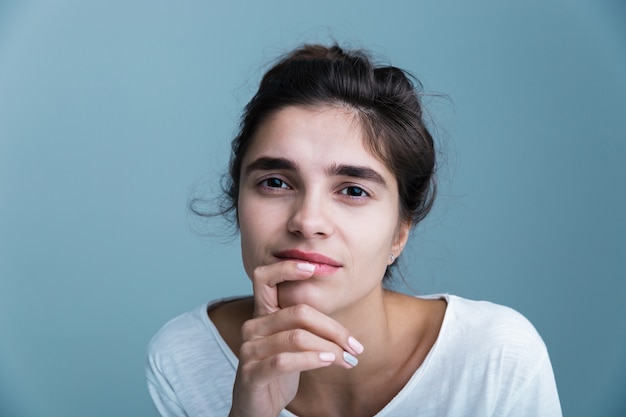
[1,0,624,416]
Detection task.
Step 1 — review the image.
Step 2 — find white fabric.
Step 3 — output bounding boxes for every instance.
[145,294,562,416]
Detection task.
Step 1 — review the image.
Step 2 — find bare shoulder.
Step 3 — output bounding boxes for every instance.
[207,296,254,356]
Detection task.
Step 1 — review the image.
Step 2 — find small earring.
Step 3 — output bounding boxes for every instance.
[389,253,395,263]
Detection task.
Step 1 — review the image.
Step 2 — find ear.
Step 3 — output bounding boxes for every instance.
[390,220,411,263]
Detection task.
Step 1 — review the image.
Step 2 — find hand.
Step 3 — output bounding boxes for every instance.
[229,261,364,417]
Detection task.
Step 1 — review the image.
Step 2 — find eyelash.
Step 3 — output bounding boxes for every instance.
[257,177,371,200]
[259,177,291,190]
[339,185,369,198]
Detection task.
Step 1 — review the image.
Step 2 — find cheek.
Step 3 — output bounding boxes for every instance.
[238,195,285,277]
[238,197,261,276]
[238,189,263,233]
[239,224,264,281]
[348,213,398,261]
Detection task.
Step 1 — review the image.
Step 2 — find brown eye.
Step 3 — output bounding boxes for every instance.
[261,178,289,189]
[340,186,368,197]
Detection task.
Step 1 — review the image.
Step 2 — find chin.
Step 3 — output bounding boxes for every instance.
[277,281,331,312]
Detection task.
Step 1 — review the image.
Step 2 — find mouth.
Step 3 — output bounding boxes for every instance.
[274,249,342,275]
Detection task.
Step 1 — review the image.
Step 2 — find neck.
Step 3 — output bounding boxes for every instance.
[287,290,447,416]
[293,290,408,408]
[327,285,391,341]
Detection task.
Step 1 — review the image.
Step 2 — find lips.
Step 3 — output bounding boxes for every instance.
[274,249,342,275]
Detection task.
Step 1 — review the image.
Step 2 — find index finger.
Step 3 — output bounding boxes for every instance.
[252,261,316,316]
[242,303,364,357]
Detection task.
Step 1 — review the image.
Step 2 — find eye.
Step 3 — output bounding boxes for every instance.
[339,186,369,198]
[260,177,290,189]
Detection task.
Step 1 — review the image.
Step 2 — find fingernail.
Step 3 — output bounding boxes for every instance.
[319,352,335,362]
[297,263,315,272]
[343,351,358,367]
[348,336,364,354]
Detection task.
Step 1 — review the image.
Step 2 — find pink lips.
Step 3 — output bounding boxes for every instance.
[274,249,342,276]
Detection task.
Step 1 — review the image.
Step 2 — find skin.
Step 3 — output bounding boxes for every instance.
[209,105,447,417]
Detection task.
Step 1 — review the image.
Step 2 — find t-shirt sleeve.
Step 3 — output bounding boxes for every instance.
[143,303,238,417]
[503,353,562,417]
[447,297,563,417]
[146,346,189,417]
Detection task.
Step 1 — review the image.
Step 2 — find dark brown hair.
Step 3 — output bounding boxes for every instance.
[226,44,436,224]
[193,44,438,276]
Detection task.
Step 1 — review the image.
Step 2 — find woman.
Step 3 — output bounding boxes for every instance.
[146,44,562,417]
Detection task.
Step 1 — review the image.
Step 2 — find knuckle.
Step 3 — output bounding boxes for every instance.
[270,353,291,372]
[238,341,254,361]
[290,303,312,322]
[251,265,269,283]
[240,319,257,341]
[238,362,256,382]
[286,329,306,347]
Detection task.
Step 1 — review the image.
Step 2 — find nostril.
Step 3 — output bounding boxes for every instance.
[286,201,333,238]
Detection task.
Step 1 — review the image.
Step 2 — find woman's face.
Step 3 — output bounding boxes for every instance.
[237,105,409,316]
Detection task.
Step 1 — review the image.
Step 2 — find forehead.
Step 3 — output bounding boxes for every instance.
[243,105,388,172]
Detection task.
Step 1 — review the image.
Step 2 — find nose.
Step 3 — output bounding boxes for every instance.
[286,191,333,238]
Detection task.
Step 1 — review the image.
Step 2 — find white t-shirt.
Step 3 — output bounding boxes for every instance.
[145,294,562,416]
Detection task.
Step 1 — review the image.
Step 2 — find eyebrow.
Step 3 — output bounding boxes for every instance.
[243,156,387,187]
[328,163,387,187]
[243,157,296,175]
